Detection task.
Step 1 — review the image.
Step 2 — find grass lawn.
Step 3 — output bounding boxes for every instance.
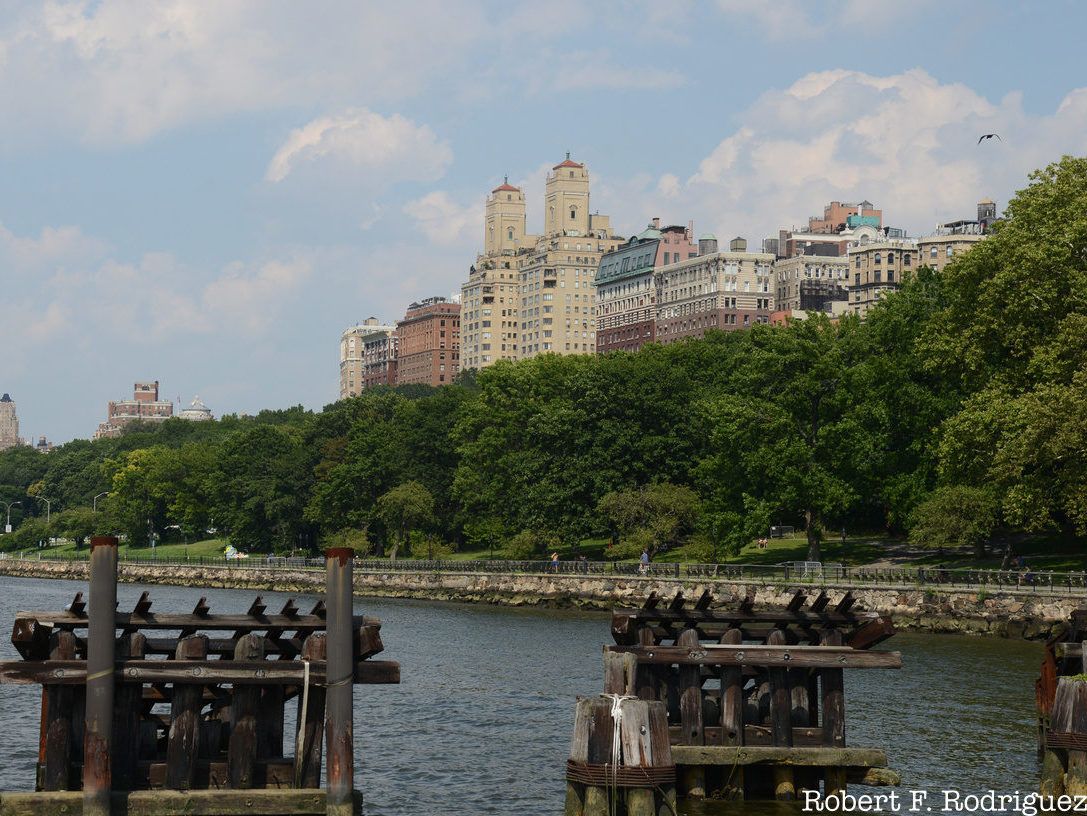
[15,538,230,561]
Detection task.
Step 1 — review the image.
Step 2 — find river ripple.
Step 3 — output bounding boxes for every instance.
[0,578,1042,814]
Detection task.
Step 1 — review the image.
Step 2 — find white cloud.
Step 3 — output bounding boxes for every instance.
[0,1,683,146]
[714,0,937,40]
[266,108,452,184]
[0,220,314,365]
[600,69,1087,244]
[403,191,481,247]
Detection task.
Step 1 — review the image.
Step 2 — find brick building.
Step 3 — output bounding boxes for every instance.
[94,381,174,439]
[396,297,461,386]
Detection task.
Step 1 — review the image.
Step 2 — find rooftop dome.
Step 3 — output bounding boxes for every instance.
[699,233,717,241]
[0,393,10,403]
[179,396,213,421]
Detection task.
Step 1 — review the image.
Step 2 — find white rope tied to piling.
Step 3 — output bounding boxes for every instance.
[602,693,636,816]
[294,659,311,788]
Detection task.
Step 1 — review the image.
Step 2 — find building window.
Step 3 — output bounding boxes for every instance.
[930,246,938,259]
[946,246,954,257]
[874,253,881,264]
[887,252,894,264]
[904,254,911,266]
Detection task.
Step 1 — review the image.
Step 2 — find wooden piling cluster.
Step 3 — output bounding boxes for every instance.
[1038,609,1087,795]
[0,540,398,816]
[598,589,902,802]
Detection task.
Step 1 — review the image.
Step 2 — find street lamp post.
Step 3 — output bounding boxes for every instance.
[2,501,21,534]
[93,492,110,512]
[27,496,52,547]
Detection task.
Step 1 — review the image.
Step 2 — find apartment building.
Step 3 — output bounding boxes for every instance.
[845,239,919,317]
[340,318,397,398]
[460,179,537,370]
[517,155,623,359]
[362,330,399,389]
[916,200,994,271]
[774,255,850,313]
[595,219,696,353]
[396,297,460,386]
[656,238,775,343]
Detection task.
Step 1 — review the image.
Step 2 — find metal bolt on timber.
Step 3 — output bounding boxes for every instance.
[325,548,356,816]
[84,536,118,816]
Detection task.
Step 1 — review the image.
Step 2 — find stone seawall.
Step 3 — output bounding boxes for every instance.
[1,559,1083,639]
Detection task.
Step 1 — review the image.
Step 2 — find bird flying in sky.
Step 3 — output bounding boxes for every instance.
[977,133,1002,144]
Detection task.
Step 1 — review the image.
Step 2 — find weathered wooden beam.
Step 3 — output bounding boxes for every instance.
[15,611,376,632]
[0,659,400,686]
[165,635,207,790]
[676,628,704,798]
[669,724,827,747]
[41,631,78,791]
[670,745,889,768]
[227,634,263,789]
[606,645,902,669]
[0,789,341,815]
[847,617,896,651]
[294,634,327,789]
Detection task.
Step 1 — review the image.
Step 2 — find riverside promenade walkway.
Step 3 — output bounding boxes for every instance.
[0,552,1084,639]
[3,551,1086,597]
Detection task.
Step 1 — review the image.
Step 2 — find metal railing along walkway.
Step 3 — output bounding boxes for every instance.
[2,551,1085,596]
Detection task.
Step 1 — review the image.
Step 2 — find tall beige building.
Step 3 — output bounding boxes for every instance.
[0,393,19,450]
[517,155,623,358]
[461,180,538,370]
[845,239,919,317]
[656,239,775,343]
[340,318,397,399]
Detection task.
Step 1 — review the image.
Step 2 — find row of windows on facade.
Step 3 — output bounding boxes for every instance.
[854,270,897,285]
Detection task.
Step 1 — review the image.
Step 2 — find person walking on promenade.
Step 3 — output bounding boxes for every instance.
[639,548,650,575]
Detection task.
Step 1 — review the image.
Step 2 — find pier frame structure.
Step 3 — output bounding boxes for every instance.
[0,539,398,815]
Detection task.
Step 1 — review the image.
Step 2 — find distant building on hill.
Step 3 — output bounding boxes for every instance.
[0,393,19,450]
[94,381,174,439]
[179,396,214,421]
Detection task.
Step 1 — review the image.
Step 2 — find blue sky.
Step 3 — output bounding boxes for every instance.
[2,0,1086,442]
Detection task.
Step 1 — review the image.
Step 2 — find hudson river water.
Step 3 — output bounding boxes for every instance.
[0,577,1043,814]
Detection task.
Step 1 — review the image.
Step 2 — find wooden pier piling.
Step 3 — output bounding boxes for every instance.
[0,545,398,816]
[324,548,355,816]
[597,590,901,803]
[84,536,118,816]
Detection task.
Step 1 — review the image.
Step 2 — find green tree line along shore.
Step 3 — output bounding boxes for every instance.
[3,157,1087,569]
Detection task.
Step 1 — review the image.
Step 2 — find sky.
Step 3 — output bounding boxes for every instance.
[3,0,1087,443]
